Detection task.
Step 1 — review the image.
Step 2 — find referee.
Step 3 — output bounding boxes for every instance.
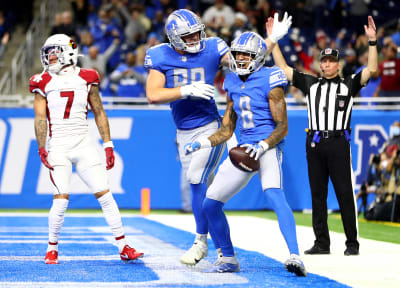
[269,15,378,255]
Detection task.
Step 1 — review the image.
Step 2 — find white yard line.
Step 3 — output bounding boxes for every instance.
[147,214,400,288]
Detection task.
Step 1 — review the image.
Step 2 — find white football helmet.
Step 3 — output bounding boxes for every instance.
[40,34,78,73]
[165,9,206,53]
[229,32,267,75]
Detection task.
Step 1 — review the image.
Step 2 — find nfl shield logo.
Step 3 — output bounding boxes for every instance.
[182,56,187,62]
[325,48,332,54]
[339,100,345,108]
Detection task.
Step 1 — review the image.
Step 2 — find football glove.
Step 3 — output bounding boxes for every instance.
[269,12,292,43]
[184,137,211,155]
[180,81,214,101]
[103,141,115,170]
[38,147,53,170]
[240,141,269,161]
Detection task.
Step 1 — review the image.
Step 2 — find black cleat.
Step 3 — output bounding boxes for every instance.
[304,245,330,255]
[344,246,359,256]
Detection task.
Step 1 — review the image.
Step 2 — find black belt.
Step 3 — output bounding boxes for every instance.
[307,130,348,139]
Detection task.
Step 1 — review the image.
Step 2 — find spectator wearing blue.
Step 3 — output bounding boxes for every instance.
[110,51,147,97]
[115,1,148,48]
[90,5,122,71]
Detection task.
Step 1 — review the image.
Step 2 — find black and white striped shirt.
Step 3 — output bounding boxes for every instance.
[292,70,363,131]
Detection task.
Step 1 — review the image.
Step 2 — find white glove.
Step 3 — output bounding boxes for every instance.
[269,12,292,43]
[240,141,269,161]
[180,81,214,101]
[184,137,211,155]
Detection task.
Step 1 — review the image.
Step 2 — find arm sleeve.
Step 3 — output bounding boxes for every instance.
[346,71,364,97]
[292,69,318,96]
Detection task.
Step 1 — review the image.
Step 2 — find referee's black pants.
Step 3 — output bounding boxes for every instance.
[306,134,359,250]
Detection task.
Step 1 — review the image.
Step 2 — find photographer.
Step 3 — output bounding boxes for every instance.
[357,153,382,216]
[365,146,400,222]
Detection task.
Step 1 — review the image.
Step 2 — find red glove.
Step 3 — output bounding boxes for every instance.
[105,147,115,170]
[38,147,53,170]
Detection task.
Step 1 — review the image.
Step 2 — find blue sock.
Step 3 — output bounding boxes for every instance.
[191,183,208,235]
[203,198,234,257]
[266,188,299,255]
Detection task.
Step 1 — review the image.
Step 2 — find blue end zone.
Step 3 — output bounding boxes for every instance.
[0,215,348,287]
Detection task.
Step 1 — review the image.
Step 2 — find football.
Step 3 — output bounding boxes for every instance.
[229,146,260,172]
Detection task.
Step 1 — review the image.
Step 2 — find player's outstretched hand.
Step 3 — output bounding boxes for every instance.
[364,16,377,40]
[184,137,211,155]
[38,147,54,170]
[269,12,292,43]
[181,81,215,101]
[240,141,269,161]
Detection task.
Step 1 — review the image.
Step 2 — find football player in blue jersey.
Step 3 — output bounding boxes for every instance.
[145,9,291,266]
[184,15,307,276]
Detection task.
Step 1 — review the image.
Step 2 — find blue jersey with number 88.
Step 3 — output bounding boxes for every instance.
[145,37,228,130]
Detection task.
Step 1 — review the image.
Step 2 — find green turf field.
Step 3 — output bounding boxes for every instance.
[2,209,399,244]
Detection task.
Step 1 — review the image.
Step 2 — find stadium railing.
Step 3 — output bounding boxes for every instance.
[0,95,399,111]
[0,0,57,95]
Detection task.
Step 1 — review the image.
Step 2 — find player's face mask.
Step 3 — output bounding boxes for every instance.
[165,9,206,53]
[229,32,267,75]
[41,34,78,73]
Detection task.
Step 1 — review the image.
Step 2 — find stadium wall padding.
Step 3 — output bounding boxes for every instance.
[0,108,396,210]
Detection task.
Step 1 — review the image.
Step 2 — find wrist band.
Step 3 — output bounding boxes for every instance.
[103,141,114,149]
[368,40,377,46]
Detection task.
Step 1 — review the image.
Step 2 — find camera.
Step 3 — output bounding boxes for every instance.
[372,154,381,165]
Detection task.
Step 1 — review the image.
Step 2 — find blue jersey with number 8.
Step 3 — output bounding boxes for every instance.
[224,66,288,145]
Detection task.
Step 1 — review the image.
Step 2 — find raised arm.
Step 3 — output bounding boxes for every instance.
[266,15,294,82]
[360,16,378,85]
[264,12,292,57]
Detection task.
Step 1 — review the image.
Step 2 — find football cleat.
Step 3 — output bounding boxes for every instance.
[45,250,59,264]
[214,248,223,265]
[284,254,307,277]
[120,245,144,263]
[180,240,208,265]
[204,256,240,273]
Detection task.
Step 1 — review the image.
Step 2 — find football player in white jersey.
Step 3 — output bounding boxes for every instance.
[31,34,143,264]
[145,9,291,266]
[184,14,307,276]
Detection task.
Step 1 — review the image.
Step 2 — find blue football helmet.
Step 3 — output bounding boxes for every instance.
[229,32,267,75]
[165,9,206,53]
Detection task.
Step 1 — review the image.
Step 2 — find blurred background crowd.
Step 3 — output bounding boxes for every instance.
[1,0,400,101]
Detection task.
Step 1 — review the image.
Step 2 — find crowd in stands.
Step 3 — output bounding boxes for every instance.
[357,121,400,222]
[3,0,400,100]
[0,1,33,65]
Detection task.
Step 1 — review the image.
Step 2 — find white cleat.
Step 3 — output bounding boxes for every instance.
[284,254,307,277]
[180,240,208,266]
[204,255,240,273]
